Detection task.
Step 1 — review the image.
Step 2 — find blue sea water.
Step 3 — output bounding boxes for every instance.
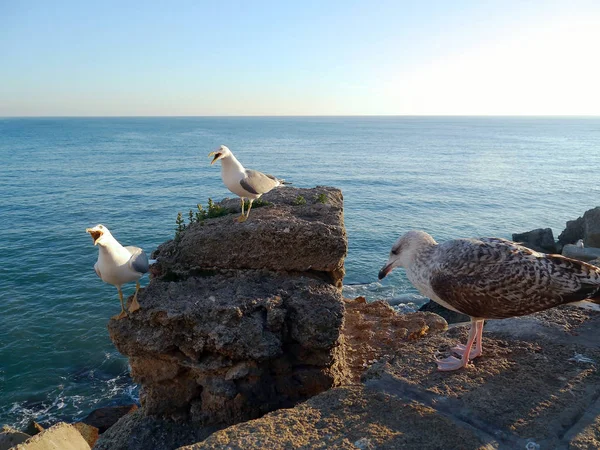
[1,116,599,427]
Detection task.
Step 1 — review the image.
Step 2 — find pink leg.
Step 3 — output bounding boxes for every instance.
[436,318,481,371]
[452,320,484,359]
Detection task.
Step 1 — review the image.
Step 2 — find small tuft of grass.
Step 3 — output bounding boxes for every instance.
[175,212,186,239]
[315,193,327,204]
[293,195,307,206]
[174,198,230,238]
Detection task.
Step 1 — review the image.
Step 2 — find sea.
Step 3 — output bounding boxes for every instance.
[1,116,599,428]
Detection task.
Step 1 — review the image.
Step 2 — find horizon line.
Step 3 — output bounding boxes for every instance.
[2,114,600,119]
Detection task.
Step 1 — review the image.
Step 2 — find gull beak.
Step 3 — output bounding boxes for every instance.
[378,263,393,280]
[208,151,220,165]
[86,228,102,246]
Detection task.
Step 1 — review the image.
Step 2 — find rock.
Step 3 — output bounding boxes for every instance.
[512,227,557,253]
[178,385,492,450]
[562,244,600,262]
[10,422,90,450]
[0,425,30,450]
[558,207,600,248]
[80,404,138,433]
[418,300,470,324]
[107,186,349,428]
[72,423,98,448]
[109,271,346,425]
[152,186,347,287]
[179,305,600,449]
[93,409,218,450]
[23,421,44,437]
[342,298,447,382]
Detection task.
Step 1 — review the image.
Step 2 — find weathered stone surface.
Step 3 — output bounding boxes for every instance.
[152,186,347,287]
[109,271,346,425]
[0,425,30,450]
[558,207,600,248]
[179,385,492,450]
[11,422,90,450]
[93,409,219,450]
[343,297,447,382]
[418,299,470,324]
[81,404,138,433]
[173,306,600,449]
[362,306,600,449]
[72,423,99,449]
[512,227,557,253]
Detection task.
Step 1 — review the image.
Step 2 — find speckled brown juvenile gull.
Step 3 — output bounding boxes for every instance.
[379,230,600,371]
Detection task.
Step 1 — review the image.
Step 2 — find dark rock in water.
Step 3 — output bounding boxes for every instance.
[94,409,218,450]
[512,228,557,253]
[23,420,44,436]
[561,244,600,262]
[0,425,31,449]
[152,186,347,288]
[80,404,138,433]
[558,206,600,248]
[418,300,470,324]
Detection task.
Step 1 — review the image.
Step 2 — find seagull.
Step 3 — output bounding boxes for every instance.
[576,239,585,248]
[86,224,152,320]
[208,145,288,222]
[379,230,600,371]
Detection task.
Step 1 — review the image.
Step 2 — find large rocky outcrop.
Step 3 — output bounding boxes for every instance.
[512,227,557,253]
[179,306,600,450]
[107,187,348,430]
[558,206,600,248]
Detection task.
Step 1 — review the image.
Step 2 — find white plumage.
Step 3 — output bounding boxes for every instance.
[209,145,286,222]
[86,224,151,320]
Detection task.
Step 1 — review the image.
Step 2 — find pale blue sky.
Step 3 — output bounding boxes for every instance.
[1,0,599,116]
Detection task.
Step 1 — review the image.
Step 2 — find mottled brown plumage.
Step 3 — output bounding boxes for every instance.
[379,230,600,371]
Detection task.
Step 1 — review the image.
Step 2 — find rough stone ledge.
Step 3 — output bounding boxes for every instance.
[174,306,600,449]
[152,186,347,287]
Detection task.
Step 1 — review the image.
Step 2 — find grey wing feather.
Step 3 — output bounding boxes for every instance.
[125,246,149,274]
[429,239,600,319]
[240,169,281,195]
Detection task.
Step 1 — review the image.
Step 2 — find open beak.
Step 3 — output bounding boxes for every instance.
[208,151,220,165]
[378,263,393,280]
[86,228,102,245]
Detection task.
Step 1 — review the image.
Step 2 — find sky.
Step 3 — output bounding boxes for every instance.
[1,0,599,116]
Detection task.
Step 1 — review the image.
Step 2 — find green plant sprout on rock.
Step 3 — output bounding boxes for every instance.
[293,195,307,206]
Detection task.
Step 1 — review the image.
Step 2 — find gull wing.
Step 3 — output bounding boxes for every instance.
[240,169,280,195]
[429,238,600,319]
[94,262,102,278]
[125,246,149,275]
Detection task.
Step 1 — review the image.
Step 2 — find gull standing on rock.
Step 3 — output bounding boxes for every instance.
[378,230,600,371]
[86,224,152,320]
[209,145,288,222]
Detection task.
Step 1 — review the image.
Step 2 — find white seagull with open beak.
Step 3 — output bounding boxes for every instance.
[86,224,152,320]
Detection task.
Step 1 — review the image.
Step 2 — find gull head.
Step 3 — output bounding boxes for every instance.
[86,224,113,246]
[208,145,232,165]
[378,230,437,279]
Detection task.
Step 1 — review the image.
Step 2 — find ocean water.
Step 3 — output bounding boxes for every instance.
[1,116,599,427]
